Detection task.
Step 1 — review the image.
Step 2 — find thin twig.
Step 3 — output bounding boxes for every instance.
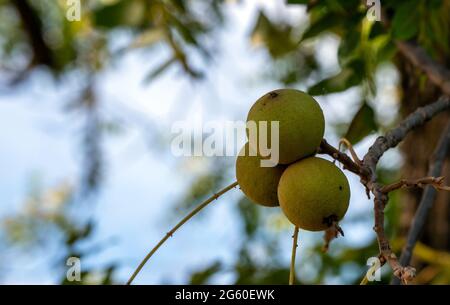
[380,176,447,193]
[339,138,362,166]
[126,181,239,285]
[360,258,385,285]
[359,274,369,285]
[391,122,450,284]
[289,226,299,285]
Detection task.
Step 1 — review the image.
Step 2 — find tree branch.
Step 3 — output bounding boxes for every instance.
[360,97,450,284]
[362,96,450,185]
[11,0,54,67]
[391,121,450,284]
[380,176,448,193]
[320,96,450,283]
[318,139,363,177]
[339,138,362,166]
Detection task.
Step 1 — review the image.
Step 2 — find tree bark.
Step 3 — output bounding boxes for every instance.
[396,55,450,279]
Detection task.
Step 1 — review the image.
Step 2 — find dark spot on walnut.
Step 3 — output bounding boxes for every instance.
[268,91,278,98]
[339,185,343,191]
[322,214,338,226]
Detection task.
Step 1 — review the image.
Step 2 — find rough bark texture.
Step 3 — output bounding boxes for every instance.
[397,56,450,267]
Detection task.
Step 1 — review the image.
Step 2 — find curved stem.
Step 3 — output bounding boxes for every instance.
[360,262,383,285]
[126,181,239,285]
[289,226,299,285]
[360,260,381,285]
[360,268,374,285]
[339,138,362,166]
[360,274,369,285]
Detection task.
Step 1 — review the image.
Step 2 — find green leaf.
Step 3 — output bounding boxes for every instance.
[170,0,188,13]
[93,0,145,29]
[143,57,176,84]
[250,11,297,58]
[373,35,396,63]
[425,0,442,9]
[338,30,360,65]
[369,21,386,39]
[168,15,203,47]
[301,13,342,41]
[391,1,420,40]
[427,6,450,53]
[308,61,364,95]
[323,0,347,13]
[344,103,378,145]
[189,261,222,284]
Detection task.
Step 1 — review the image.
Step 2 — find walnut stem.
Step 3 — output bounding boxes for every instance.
[289,226,300,285]
[126,181,239,285]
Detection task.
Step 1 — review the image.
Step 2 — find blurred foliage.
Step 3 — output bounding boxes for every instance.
[391,239,450,284]
[1,177,118,284]
[0,0,224,194]
[1,0,450,285]
[175,157,230,212]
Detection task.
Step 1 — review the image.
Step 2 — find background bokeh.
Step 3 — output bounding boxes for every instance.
[0,0,449,284]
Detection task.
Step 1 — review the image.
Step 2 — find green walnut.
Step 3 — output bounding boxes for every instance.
[277,157,350,231]
[236,143,286,207]
[246,89,325,165]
